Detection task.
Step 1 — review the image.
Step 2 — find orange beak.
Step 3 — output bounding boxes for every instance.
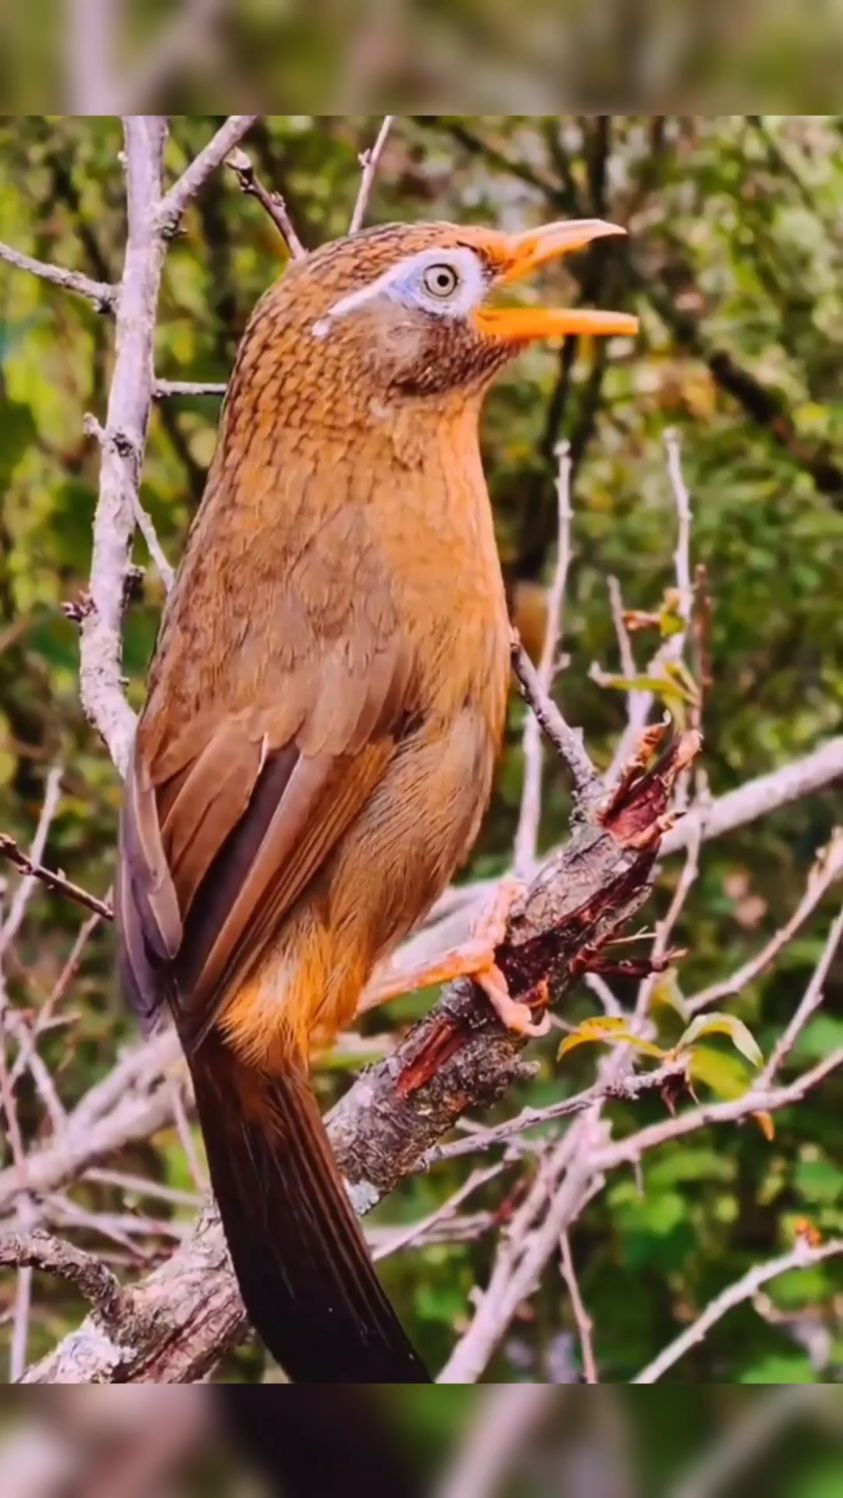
[475,218,639,343]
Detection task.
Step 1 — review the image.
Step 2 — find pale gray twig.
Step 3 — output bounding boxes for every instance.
[635,1237,843,1383]
[0,239,115,309]
[153,379,227,399]
[514,441,573,878]
[155,116,259,238]
[511,636,601,817]
[687,829,843,1014]
[559,1231,598,1383]
[349,115,395,234]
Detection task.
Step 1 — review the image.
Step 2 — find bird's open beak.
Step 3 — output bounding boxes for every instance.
[475,219,639,344]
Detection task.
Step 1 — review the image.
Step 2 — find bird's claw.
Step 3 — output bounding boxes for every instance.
[477,964,551,1038]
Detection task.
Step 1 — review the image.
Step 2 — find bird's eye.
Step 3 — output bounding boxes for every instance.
[421,263,460,299]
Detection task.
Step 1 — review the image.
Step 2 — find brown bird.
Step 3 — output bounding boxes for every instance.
[117,217,637,1382]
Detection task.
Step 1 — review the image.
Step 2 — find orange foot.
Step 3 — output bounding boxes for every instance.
[359,877,551,1037]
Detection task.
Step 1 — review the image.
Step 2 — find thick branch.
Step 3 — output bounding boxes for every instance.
[26,735,693,1382]
[77,117,166,775]
[0,1231,125,1331]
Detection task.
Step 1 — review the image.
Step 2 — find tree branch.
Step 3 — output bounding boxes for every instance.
[0,240,115,310]
[0,1231,125,1331]
[514,442,574,877]
[75,117,166,775]
[153,379,227,399]
[154,116,259,238]
[348,115,394,234]
[0,835,113,922]
[511,636,602,818]
[25,730,696,1382]
[634,1236,843,1383]
[224,147,306,260]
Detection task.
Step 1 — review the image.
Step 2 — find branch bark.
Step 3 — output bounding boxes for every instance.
[76,116,166,775]
[0,240,115,309]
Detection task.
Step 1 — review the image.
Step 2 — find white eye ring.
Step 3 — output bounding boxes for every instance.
[421,263,460,299]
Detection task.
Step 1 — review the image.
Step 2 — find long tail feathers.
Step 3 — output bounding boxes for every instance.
[190,1032,429,1383]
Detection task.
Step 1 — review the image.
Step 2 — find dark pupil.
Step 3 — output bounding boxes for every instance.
[432,269,453,291]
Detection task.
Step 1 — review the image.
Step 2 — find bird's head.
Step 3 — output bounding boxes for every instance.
[246,219,638,410]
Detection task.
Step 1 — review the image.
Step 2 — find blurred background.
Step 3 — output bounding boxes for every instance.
[2,3,843,112]
[0,1385,842,1496]
[0,116,841,1384]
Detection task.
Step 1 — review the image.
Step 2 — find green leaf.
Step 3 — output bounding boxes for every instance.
[595,671,696,706]
[557,1017,667,1063]
[678,1011,764,1068]
[688,1046,755,1100]
[648,970,689,1023]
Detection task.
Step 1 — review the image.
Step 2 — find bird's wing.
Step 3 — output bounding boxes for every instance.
[117,516,413,1052]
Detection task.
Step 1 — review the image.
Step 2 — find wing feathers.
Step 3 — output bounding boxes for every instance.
[118,585,413,1048]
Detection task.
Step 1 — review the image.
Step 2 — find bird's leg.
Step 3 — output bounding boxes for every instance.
[359,877,551,1038]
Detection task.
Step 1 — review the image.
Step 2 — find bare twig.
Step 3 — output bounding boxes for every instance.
[225,147,306,260]
[687,830,843,1014]
[439,1120,604,1383]
[0,1231,125,1331]
[758,902,843,1085]
[372,1163,506,1262]
[415,736,843,971]
[514,442,573,878]
[635,815,703,1016]
[594,1048,843,1174]
[661,735,843,855]
[0,239,115,310]
[417,1060,690,1169]
[0,768,65,957]
[511,634,601,817]
[634,1236,843,1383]
[84,414,174,593]
[602,429,695,785]
[155,116,259,238]
[0,835,113,923]
[349,115,395,234]
[153,379,227,399]
[0,771,63,1381]
[559,1231,598,1383]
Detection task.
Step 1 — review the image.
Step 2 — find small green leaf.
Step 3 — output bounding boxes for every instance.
[648,970,689,1023]
[557,1016,667,1062]
[663,659,701,704]
[678,1011,763,1069]
[688,1046,754,1100]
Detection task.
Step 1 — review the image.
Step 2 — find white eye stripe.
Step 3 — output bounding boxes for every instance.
[314,245,488,334]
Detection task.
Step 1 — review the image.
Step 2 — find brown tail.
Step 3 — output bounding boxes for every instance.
[190,1032,429,1383]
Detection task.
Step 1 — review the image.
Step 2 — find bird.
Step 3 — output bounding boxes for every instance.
[116,216,637,1383]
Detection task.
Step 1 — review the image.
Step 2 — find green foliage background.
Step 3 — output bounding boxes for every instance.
[0,116,841,1393]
